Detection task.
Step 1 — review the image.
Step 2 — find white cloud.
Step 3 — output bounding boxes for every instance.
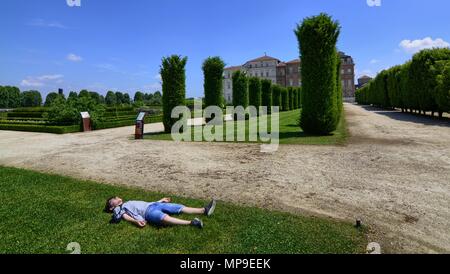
[67,53,83,62]
[370,59,379,64]
[20,74,64,87]
[28,19,67,29]
[155,74,162,81]
[399,37,450,54]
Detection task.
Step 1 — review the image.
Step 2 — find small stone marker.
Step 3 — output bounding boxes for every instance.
[80,112,91,132]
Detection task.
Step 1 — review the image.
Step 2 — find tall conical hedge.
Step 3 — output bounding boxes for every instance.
[272,85,282,110]
[335,55,343,121]
[295,13,341,134]
[436,61,450,115]
[203,56,225,108]
[161,55,187,133]
[297,87,302,108]
[248,77,262,110]
[287,87,295,110]
[281,87,289,111]
[261,79,272,114]
[232,70,248,108]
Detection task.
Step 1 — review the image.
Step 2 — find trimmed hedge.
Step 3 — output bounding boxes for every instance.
[261,79,272,114]
[248,77,262,110]
[356,48,450,117]
[0,120,47,125]
[12,107,48,112]
[0,124,81,134]
[161,55,187,133]
[295,13,341,134]
[281,87,289,111]
[203,57,225,108]
[7,112,45,118]
[272,85,282,110]
[95,115,163,130]
[232,70,249,108]
[287,87,294,110]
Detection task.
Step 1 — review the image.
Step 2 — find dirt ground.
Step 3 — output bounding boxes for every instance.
[1,103,449,253]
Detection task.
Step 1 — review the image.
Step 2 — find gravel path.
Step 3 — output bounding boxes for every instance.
[1,103,449,253]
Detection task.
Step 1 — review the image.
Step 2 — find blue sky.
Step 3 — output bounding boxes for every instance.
[1,0,449,99]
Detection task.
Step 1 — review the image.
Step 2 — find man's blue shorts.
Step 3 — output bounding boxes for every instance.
[144,202,185,224]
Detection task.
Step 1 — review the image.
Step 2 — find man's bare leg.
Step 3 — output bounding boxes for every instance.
[182,207,205,215]
[161,215,191,226]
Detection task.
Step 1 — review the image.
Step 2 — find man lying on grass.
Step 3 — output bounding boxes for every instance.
[104,196,216,229]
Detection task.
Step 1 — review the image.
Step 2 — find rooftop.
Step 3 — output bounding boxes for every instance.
[246,55,280,63]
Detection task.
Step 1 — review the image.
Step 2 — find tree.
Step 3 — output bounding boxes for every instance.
[232,70,248,108]
[115,92,124,105]
[105,91,117,106]
[261,79,272,114]
[45,92,60,107]
[68,91,78,103]
[46,94,106,127]
[151,91,162,105]
[0,86,21,108]
[272,85,282,110]
[248,77,262,110]
[203,57,225,108]
[123,93,131,105]
[295,13,341,134]
[161,55,187,133]
[0,86,5,108]
[89,91,102,104]
[134,91,145,102]
[45,96,79,125]
[79,90,90,98]
[21,90,42,107]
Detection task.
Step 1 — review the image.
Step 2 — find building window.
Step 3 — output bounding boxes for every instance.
[347,68,352,73]
[341,69,345,74]
[289,79,293,86]
[266,71,269,77]
[342,80,345,87]
[347,79,352,88]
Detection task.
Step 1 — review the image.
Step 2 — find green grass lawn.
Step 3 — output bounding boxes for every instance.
[0,166,366,254]
[144,109,348,145]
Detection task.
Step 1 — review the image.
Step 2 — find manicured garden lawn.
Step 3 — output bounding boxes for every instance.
[0,166,366,254]
[144,109,348,145]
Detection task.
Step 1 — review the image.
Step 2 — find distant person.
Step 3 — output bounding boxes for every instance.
[104,196,216,229]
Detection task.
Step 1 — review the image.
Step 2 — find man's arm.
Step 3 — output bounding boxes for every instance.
[122,213,146,228]
[158,197,171,203]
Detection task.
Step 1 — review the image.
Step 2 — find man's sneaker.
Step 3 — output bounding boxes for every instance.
[191,218,203,229]
[204,199,217,217]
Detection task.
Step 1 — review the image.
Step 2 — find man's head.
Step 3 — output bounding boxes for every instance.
[104,197,123,213]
